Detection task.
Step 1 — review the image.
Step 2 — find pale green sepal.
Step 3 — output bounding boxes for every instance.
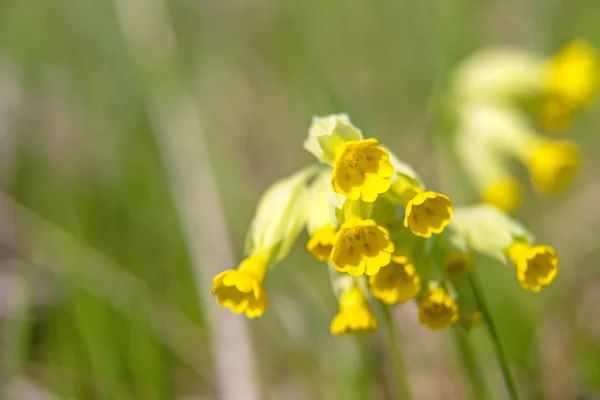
[450,204,533,263]
[245,165,320,262]
[303,114,363,164]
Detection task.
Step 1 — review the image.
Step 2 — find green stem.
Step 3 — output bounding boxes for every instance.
[0,262,33,399]
[467,269,519,400]
[379,303,411,400]
[454,328,488,400]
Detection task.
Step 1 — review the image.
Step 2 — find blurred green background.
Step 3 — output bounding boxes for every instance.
[0,0,599,399]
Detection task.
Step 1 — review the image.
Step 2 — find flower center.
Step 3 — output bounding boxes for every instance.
[346,227,367,247]
[344,151,365,171]
[526,254,553,281]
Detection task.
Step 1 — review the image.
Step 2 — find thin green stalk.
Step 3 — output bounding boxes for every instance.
[0,262,33,399]
[379,303,411,400]
[454,328,488,400]
[467,269,519,400]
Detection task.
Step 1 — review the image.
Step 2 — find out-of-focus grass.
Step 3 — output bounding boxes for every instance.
[0,0,600,399]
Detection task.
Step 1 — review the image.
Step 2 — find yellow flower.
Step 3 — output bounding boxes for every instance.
[331,217,394,277]
[507,242,558,292]
[526,140,579,194]
[331,139,394,202]
[418,286,459,330]
[444,252,471,274]
[369,255,421,304]
[539,40,598,131]
[330,285,378,335]
[211,252,269,318]
[404,191,453,238]
[307,223,337,261]
[481,177,523,212]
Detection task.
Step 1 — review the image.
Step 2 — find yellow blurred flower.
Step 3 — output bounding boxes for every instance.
[526,140,580,193]
[481,177,523,212]
[331,139,394,202]
[211,252,269,318]
[539,40,599,131]
[330,285,378,335]
[404,191,453,238]
[369,254,421,304]
[418,286,459,330]
[444,252,471,274]
[331,217,394,277]
[507,242,558,292]
[307,223,337,261]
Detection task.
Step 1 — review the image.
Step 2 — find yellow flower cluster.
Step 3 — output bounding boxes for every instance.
[210,114,459,334]
[450,40,597,211]
[209,113,561,337]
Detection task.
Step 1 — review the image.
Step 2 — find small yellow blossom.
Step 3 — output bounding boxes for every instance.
[330,285,378,335]
[481,177,523,212]
[369,255,421,304]
[404,191,453,238]
[444,252,471,274]
[539,40,598,131]
[307,223,337,261]
[507,242,558,292]
[526,140,579,194]
[331,139,394,203]
[331,217,394,277]
[418,286,459,330]
[211,252,269,318]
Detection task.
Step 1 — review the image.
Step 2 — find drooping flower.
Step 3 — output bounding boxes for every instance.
[481,177,523,212]
[330,285,378,335]
[404,191,453,238]
[525,140,580,194]
[418,286,459,330]
[330,217,394,276]
[369,254,421,304]
[331,139,395,203]
[211,252,270,318]
[539,40,599,131]
[307,223,337,261]
[507,241,558,292]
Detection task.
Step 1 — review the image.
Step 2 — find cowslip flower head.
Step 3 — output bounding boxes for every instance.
[526,140,580,194]
[369,254,421,304]
[211,252,269,318]
[539,40,599,131]
[418,285,459,330]
[331,139,394,203]
[304,114,363,164]
[404,191,453,238]
[331,217,394,277]
[481,177,523,212]
[246,166,318,261]
[330,285,378,335]
[307,223,337,261]
[507,241,558,292]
